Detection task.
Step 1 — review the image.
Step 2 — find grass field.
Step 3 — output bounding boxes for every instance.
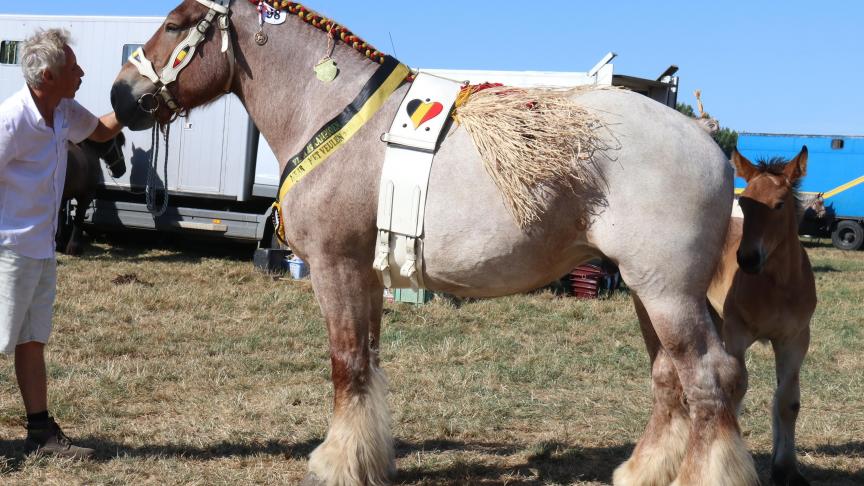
[0,235,861,485]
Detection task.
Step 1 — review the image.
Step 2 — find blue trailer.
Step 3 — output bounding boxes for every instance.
[737,133,864,251]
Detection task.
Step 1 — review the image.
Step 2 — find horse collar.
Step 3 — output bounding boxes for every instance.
[128,0,235,120]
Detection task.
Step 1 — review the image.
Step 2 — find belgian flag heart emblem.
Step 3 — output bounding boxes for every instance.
[406,99,443,129]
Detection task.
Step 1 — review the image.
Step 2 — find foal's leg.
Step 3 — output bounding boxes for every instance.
[65,196,91,256]
[613,295,690,486]
[716,314,753,417]
[303,260,394,486]
[770,329,811,486]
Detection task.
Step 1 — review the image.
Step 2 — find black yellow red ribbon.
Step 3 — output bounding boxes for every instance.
[271,56,410,244]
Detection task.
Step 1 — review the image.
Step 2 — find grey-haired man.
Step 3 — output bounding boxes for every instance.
[0,28,123,458]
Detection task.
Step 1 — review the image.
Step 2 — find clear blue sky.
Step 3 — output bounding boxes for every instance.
[3,0,861,135]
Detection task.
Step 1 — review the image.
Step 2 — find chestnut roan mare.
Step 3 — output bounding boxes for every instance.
[59,133,127,255]
[109,1,759,484]
[709,147,816,485]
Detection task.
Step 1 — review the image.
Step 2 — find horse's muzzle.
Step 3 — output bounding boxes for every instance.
[737,249,765,275]
[107,162,127,179]
[111,80,157,131]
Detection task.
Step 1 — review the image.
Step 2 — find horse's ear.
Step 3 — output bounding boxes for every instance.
[784,145,808,182]
[731,148,758,181]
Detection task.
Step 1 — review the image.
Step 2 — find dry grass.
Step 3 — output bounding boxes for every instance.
[0,234,860,485]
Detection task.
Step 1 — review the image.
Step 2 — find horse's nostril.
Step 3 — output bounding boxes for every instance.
[737,250,763,274]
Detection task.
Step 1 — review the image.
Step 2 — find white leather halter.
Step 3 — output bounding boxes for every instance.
[128,0,234,118]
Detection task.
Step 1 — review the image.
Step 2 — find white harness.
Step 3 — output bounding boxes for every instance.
[128,0,234,117]
[374,72,464,288]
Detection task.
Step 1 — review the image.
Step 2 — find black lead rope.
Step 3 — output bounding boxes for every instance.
[146,123,170,217]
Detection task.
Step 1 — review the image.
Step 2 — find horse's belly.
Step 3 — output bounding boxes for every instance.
[421,229,600,297]
[418,129,599,297]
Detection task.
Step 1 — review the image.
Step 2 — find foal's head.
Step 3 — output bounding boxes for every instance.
[731,146,808,274]
[80,132,127,178]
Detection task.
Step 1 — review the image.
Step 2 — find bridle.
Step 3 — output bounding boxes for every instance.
[128,0,235,120]
[102,136,126,176]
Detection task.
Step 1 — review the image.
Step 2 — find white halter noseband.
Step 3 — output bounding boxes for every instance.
[128,0,235,118]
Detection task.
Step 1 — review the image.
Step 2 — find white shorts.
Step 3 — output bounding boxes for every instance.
[0,248,56,355]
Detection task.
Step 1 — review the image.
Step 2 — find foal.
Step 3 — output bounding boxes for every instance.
[59,133,126,255]
[708,146,816,485]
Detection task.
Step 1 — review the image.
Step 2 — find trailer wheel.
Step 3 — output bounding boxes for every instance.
[831,220,864,251]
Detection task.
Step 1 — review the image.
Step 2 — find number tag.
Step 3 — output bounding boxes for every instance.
[263,7,287,25]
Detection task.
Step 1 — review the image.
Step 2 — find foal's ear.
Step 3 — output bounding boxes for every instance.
[784,145,808,182]
[731,148,758,182]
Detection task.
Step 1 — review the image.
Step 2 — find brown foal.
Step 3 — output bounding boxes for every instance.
[707,146,816,486]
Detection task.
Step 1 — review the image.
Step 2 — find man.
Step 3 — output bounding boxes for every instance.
[0,28,123,458]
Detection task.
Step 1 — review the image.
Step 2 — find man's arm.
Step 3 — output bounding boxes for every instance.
[88,112,123,143]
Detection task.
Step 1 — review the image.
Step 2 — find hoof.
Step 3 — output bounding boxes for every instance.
[65,244,82,256]
[300,472,325,486]
[772,466,810,486]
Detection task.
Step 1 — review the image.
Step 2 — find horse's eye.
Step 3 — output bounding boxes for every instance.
[774,201,785,210]
[165,23,182,33]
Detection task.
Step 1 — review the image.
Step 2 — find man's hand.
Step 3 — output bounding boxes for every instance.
[88,112,123,142]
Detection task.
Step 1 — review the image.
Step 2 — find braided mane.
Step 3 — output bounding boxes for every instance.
[247,1,395,65]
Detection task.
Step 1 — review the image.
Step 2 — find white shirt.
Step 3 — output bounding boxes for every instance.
[0,86,98,259]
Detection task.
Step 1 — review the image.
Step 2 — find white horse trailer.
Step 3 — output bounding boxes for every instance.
[0,15,679,248]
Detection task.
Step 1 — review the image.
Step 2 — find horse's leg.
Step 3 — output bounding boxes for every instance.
[614,279,757,486]
[55,200,72,253]
[303,259,394,486]
[65,196,90,256]
[637,294,758,486]
[368,284,384,369]
[613,295,690,486]
[769,329,811,486]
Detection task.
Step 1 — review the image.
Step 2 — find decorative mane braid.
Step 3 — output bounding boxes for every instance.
[246,0,393,65]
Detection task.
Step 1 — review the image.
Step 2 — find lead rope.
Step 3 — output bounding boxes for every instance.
[145,123,171,217]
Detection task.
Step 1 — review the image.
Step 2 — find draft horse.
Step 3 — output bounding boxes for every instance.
[58,133,126,255]
[109,1,759,484]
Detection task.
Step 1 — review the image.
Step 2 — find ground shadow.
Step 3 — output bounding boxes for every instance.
[0,437,861,484]
[390,440,629,484]
[811,265,841,273]
[57,229,256,265]
[0,436,318,472]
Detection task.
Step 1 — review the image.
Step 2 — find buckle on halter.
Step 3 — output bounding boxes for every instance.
[197,19,211,34]
[137,92,160,114]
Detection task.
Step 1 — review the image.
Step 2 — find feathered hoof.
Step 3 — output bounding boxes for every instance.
[613,457,676,486]
[671,432,758,486]
[300,472,325,486]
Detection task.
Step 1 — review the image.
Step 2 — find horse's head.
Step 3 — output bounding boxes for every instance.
[805,192,827,219]
[731,146,808,274]
[79,132,127,178]
[111,0,235,130]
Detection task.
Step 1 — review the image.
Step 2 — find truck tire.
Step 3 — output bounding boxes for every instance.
[831,220,864,251]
